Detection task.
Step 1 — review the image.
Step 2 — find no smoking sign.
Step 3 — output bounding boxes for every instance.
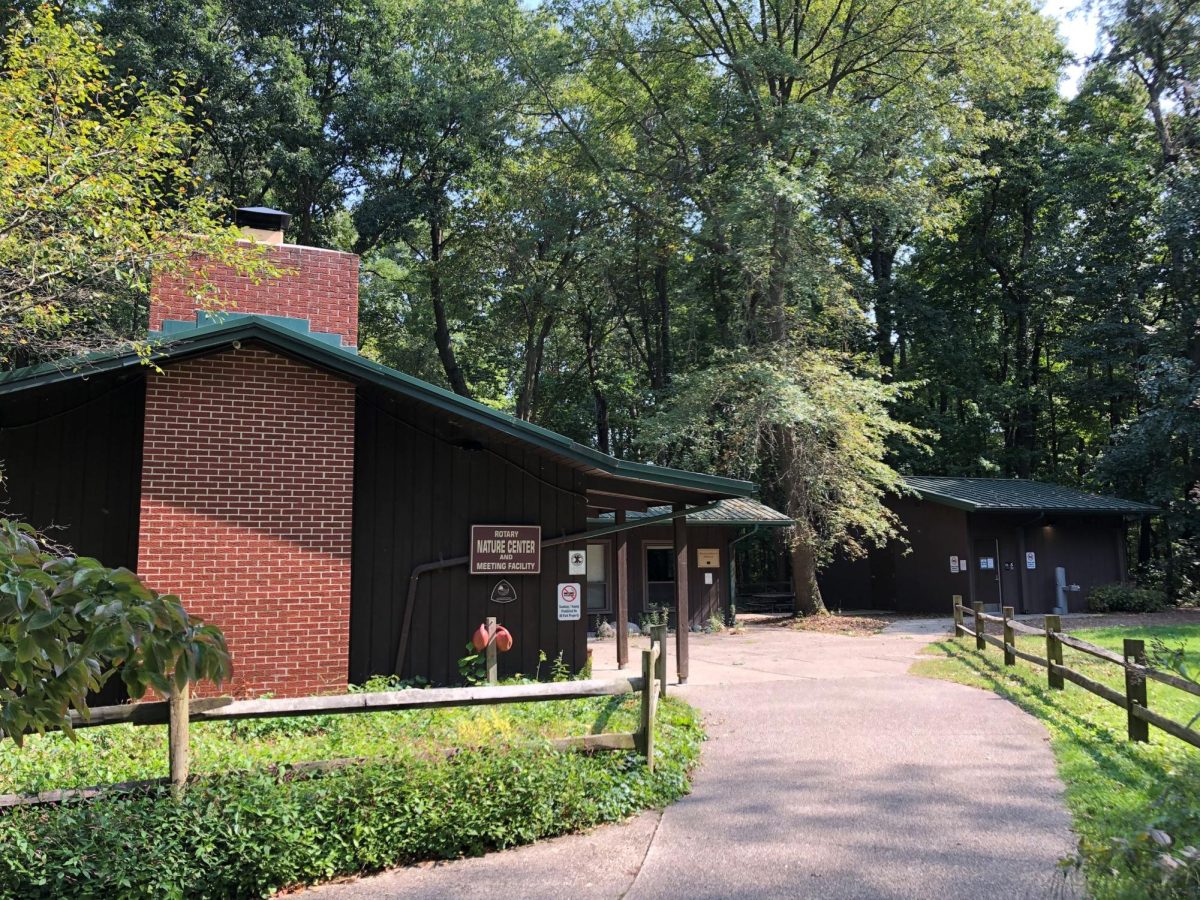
[557,582,581,621]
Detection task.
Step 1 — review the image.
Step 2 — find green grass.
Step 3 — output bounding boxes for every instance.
[912,625,1200,899]
[0,687,665,794]
[0,687,704,897]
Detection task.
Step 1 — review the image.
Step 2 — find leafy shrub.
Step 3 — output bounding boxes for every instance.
[1088,583,1170,614]
[0,519,228,743]
[0,698,703,898]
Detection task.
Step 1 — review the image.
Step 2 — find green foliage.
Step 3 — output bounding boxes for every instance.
[548,651,571,683]
[457,643,487,685]
[638,348,924,612]
[1088,584,1170,614]
[0,520,229,745]
[915,625,1200,898]
[0,6,268,367]
[0,694,703,897]
[638,605,669,635]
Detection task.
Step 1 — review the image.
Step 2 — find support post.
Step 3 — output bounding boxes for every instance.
[1124,638,1149,742]
[1002,606,1015,666]
[638,647,658,770]
[972,601,985,651]
[672,503,690,684]
[651,623,667,698]
[168,684,190,797]
[486,616,498,684]
[616,511,630,670]
[1045,614,1063,689]
[952,595,964,637]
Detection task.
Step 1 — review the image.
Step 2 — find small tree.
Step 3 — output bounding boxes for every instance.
[637,349,925,616]
[0,520,229,744]
[0,6,269,368]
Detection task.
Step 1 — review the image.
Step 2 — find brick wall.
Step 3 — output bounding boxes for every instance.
[150,244,360,348]
[137,347,356,697]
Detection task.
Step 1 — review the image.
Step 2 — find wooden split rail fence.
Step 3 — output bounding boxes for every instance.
[1,630,669,809]
[952,598,1200,750]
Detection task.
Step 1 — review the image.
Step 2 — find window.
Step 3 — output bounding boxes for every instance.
[645,545,675,609]
[586,543,609,612]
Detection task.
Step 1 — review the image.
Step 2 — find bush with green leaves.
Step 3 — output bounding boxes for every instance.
[0,519,229,743]
[1088,583,1170,614]
[0,696,703,898]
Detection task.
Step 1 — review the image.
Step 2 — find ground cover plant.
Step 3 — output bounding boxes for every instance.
[912,625,1200,899]
[0,684,703,898]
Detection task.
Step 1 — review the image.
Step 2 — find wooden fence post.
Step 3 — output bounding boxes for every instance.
[973,601,985,651]
[1045,615,1063,689]
[168,684,190,797]
[1002,606,1015,667]
[952,595,964,637]
[1124,639,1150,743]
[638,647,658,770]
[486,617,498,684]
[651,624,667,698]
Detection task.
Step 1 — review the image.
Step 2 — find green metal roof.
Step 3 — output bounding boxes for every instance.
[903,476,1157,515]
[0,318,755,500]
[590,498,793,527]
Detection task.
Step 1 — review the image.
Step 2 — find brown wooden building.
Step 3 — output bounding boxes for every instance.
[818,477,1157,615]
[0,210,765,695]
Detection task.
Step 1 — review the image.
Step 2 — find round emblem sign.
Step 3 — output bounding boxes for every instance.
[560,584,578,603]
[490,579,517,604]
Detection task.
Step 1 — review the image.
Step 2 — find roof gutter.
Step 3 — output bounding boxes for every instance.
[392,500,724,677]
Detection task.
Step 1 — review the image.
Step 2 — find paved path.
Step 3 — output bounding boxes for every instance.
[306,623,1078,899]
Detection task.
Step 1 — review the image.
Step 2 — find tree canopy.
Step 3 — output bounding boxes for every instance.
[4,0,1198,609]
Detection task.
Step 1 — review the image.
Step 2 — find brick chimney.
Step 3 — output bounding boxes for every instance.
[149,207,360,349]
[137,210,359,698]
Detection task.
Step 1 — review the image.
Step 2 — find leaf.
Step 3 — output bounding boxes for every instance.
[26,606,62,630]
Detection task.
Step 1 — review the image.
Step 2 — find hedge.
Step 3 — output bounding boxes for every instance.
[1088,583,1170,614]
[0,698,702,898]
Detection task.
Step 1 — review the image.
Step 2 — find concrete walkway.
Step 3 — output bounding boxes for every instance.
[306,623,1078,899]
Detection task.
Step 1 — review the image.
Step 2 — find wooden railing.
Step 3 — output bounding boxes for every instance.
[0,637,667,809]
[952,599,1200,750]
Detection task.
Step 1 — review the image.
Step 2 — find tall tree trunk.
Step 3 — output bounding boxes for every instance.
[869,229,896,376]
[654,241,671,385]
[791,528,827,616]
[428,216,470,397]
[515,312,554,421]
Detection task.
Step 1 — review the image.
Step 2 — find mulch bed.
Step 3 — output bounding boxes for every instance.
[738,612,891,636]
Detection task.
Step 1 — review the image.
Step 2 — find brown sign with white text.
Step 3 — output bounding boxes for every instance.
[470,525,542,575]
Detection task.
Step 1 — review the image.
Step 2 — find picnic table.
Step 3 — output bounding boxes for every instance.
[740,591,795,613]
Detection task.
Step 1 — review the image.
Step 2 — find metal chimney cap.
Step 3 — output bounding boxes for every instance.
[234,206,292,232]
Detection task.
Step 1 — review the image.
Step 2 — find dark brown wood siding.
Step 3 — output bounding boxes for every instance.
[0,373,145,569]
[618,524,730,629]
[0,373,146,706]
[350,388,589,685]
[818,500,1132,614]
[1013,516,1127,613]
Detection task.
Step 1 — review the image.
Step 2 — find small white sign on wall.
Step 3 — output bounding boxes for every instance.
[704,572,714,585]
[567,549,586,576]
[1025,551,1036,570]
[949,555,960,574]
[557,582,581,621]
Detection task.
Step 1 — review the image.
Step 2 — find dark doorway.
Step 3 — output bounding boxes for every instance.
[645,544,675,613]
[972,538,1002,611]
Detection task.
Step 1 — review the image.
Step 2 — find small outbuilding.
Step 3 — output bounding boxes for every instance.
[818,477,1157,615]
